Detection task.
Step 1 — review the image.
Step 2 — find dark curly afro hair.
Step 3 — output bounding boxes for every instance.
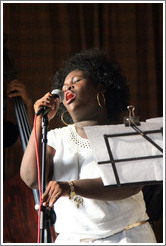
[53,49,129,123]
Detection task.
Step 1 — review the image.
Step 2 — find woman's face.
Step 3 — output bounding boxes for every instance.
[62,70,100,122]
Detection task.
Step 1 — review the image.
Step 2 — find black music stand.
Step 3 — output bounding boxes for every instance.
[84,117,163,188]
[99,128,163,188]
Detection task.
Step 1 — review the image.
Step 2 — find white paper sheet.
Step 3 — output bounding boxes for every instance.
[84,118,163,186]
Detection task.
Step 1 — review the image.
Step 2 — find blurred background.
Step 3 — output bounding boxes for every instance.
[3,2,163,243]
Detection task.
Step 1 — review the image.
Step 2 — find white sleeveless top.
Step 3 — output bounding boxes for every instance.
[47,124,149,239]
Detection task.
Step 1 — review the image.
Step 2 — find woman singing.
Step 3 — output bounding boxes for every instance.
[20,49,156,243]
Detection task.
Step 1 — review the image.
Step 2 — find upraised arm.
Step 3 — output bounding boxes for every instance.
[20,91,60,189]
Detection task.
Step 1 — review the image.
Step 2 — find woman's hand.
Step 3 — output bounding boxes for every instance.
[42,181,69,207]
[34,92,60,121]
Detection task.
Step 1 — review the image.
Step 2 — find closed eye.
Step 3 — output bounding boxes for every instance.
[62,75,84,91]
[73,79,81,84]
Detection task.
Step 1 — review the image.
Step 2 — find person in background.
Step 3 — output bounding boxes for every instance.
[4,79,34,181]
[20,49,157,244]
[7,79,34,128]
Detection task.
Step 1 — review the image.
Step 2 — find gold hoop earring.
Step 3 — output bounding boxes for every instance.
[61,110,71,126]
[97,92,106,108]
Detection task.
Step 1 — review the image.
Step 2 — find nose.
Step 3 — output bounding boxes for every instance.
[65,84,74,91]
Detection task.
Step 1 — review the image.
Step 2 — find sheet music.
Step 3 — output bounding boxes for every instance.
[84,118,163,186]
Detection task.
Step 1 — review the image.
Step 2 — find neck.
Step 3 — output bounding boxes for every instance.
[74,119,106,129]
[73,107,108,128]
[74,112,109,139]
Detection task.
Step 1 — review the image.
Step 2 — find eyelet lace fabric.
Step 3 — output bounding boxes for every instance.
[68,124,91,149]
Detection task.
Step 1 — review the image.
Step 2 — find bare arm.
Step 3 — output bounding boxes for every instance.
[20,117,42,188]
[42,178,143,207]
[20,92,60,188]
[73,178,143,200]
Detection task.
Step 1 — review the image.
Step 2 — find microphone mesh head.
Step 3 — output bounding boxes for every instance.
[51,89,64,103]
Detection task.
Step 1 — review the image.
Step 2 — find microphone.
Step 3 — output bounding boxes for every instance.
[36,89,64,116]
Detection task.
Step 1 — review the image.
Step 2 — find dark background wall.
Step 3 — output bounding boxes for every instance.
[3,2,163,243]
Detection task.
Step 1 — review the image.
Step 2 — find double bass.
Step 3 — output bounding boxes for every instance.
[3,36,56,243]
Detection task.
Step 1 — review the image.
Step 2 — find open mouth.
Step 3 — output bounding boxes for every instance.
[65,91,76,104]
